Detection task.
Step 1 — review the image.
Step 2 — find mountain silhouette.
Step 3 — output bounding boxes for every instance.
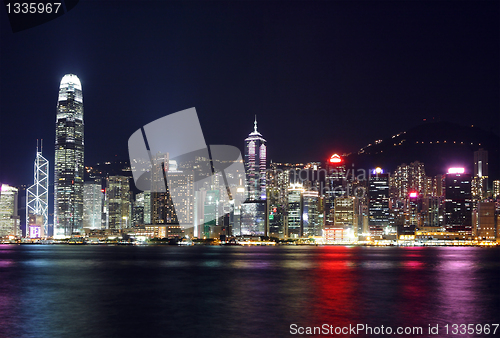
[346,121,500,180]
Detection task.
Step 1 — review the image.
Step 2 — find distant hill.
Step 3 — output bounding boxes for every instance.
[346,121,500,180]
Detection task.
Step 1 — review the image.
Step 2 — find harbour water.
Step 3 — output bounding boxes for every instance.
[0,245,499,337]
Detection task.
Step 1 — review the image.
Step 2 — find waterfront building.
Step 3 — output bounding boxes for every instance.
[334,197,358,240]
[442,168,472,237]
[203,190,220,238]
[493,180,500,200]
[26,142,49,237]
[106,176,131,229]
[0,184,20,237]
[287,183,304,238]
[473,148,489,200]
[474,201,496,241]
[241,117,267,236]
[83,179,103,229]
[244,116,266,201]
[368,168,390,236]
[54,74,84,237]
[302,190,322,237]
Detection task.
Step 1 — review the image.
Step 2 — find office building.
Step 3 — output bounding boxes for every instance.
[0,184,20,237]
[493,180,500,200]
[106,176,131,229]
[368,168,390,236]
[474,201,496,240]
[473,148,488,200]
[83,179,103,229]
[442,168,472,237]
[26,142,49,237]
[241,117,267,236]
[302,190,322,237]
[287,183,304,238]
[54,74,84,237]
[334,197,358,240]
[244,116,266,201]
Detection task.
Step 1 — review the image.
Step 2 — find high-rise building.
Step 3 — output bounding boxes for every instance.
[54,74,84,237]
[286,183,304,238]
[203,190,219,238]
[368,168,390,236]
[133,192,145,226]
[105,176,131,229]
[334,197,358,240]
[474,201,496,241]
[0,184,20,237]
[241,117,267,236]
[83,179,103,229]
[302,190,322,237]
[150,153,177,225]
[166,167,194,227]
[143,191,152,224]
[442,168,472,237]
[244,116,266,201]
[493,180,500,200]
[26,142,49,237]
[473,148,488,199]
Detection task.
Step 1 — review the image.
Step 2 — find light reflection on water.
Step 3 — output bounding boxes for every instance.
[0,245,498,338]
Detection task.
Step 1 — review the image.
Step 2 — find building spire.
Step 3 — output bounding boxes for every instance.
[254,115,258,133]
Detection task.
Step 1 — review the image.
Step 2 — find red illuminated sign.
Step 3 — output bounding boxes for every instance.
[329,154,343,164]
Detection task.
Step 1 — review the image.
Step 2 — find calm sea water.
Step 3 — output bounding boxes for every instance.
[0,245,499,338]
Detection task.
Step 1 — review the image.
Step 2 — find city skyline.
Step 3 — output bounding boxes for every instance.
[1,1,498,188]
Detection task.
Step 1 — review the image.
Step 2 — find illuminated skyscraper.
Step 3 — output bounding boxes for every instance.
[443,168,472,237]
[287,183,304,237]
[473,148,488,200]
[493,180,500,200]
[302,190,322,237]
[241,117,267,236]
[83,179,103,229]
[26,142,49,237]
[244,116,267,200]
[54,74,84,237]
[106,176,131,229]
[0,184,20,237]
[334,197,358,240]
[368,168,390,236]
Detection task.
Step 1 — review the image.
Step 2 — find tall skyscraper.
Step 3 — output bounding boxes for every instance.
[442,168,472,237]
[244,116,267,200]
[26,141,49,237]
[83,179,103,229]
[473,148,488,200]
[105,176,131,229]
[334,197,358,240]
[493,180,500,200]
[241,117,267,236]
[0,184,20,237]
[302,190,322,237]
[54,74,84,237]
[368,168,390,236]
[286,183,304,237]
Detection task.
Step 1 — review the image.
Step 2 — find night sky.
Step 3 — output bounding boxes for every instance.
[1,1,499,187]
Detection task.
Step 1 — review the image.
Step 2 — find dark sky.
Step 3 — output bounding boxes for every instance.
[1,1,499,186]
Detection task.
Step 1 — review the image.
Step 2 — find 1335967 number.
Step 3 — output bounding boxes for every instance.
[6,3,61,14]
[444,324,499,335]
